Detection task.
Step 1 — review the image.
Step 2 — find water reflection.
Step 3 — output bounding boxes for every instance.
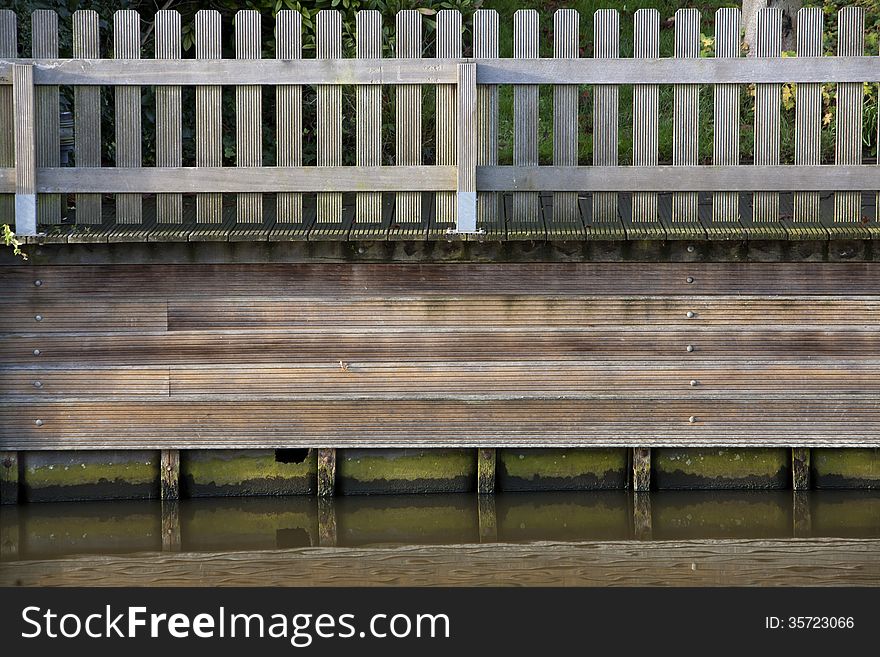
[2,490,878,561]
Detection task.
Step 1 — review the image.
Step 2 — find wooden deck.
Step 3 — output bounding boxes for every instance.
[2,261,879,451]
[22,191,880,244]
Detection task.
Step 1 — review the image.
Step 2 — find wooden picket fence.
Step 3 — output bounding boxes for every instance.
[0,5,878,242]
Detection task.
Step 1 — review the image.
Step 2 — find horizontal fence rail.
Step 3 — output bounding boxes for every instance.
[0,6,878,239]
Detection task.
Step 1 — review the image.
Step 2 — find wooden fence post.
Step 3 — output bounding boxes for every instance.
[235,9,262,224]
[792,447,811,491]
[395,10,422,227]
[355,10,382,226]
[672,8,700,229]
[32,10,61,226]
[114,10,142,224]
[552,9,580,234]
[712,7,742,226]
[456,62,477,233]
[753,8,782,225]
[155,10,182,224]
[316,10,343,225]
[833,6,864,226]
[12,63,36,236]
[592,9,620,232]
[632,8,660,230]
[72,10,102,225]
[436,10,461,232]
[0,11,15,226]
[633,446,651,492]
[276,10,303,225]
[511,9,540,237]
[477,447,496,495]
[160,449,180,500]
[195,10,223,224]
[792,7,823,230]
[473,9,501,238]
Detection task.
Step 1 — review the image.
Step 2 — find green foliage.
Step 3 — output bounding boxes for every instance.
[2,224,28,261]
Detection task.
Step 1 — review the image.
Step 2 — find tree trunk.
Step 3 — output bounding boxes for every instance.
[743,0,802,55]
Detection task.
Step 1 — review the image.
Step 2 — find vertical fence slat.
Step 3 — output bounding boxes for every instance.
[834,6,864,224]
[353,11,382,227]
[155,10,182,224]
[593,9,619,225]
[13,64,36,236]
[276,10,302,225]
[552,9,579,231]
[0,11,16,224]
[395,10,422,225]
[512,9,539,232]
[316,10,342,224]
[457,62,477,233]
[672,9,700,225]
[473,9,500,236]
[72,10,101,225]
[435,10,461,229]
[195,10,222,224]
[632,8,660,225]
[712,8,741,224]
[753,8,782,224]
[235,10,262,224]
[33,10,61,226]
[355,10,382,225]
[114,10,141,225]
[793,8,823,226]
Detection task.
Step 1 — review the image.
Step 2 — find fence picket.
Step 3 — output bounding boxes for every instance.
[473,9,500,237]
[316,10,342,225]
[833,6,864,225]
[512,9,540,235]
[275,11,303,226]
[33,10,61,225]
[792,8,823,228]
[72,10,101,225]
[155,10,182,224]
[114,10,141,225]
[632,8,660,227]
[395,10,422,227]
[435,10,461,230]
[712,7,741,226]
[235,10,262,224]
[552,9,580,233]
[593,9,619,227]
[355,10,381,225]
[753,8,782,225]
[672,8,700,226]
[0,11,16,224]
[195,11,222,224]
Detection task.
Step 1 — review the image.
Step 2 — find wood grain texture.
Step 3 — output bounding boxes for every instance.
[2,539,878,586]
[195,11,223,224]
[72,10,101,225]
[473,10,500,236]
[316,11,342,224]
[631,9,660,227]
[0,10,14,224]
[833,7,863,225]
[32,10,61,226]
[155,11,182,224]
[113,10,142,225]
[593,9,620,226]
[753,8,781,224]
[552,9,579,230]
[395,10,422,226]
[511,10,540,233]
[234,10,262,224]
[435,10,460,229]
[672,9,700,225]
[712,8,741,225]
[355,10,382,225]
[276,10,303,225]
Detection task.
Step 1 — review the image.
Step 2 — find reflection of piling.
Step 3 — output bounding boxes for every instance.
[161,500,181,552]
[793,491,811,538]
[318,497,337,547]
[0,505,20,560]
[317,449,336,498]
[477,448,496,495]
[478,495,497,543]
[633,492,652,540]
[0,451,18,505]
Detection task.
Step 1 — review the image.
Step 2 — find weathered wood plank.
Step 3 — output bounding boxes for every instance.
[355,10,381,225]
[632,9,660,227]
[155,10,182,224]
[0,298,167,332]
[753,9,781,224]
[0,11,14,224]
[160,449,179,500]
[12,63,35,236]
[32,10,61,226]
[395,10,422,226]
[511,9,540,234]
[477,448,495,494]
[633,446,651,491]
[4,399,880,449]
[593,9,620,226]
[316,11,342,224]
[435,10,460,231]
[792,447,811,490]
[113,10,141,225]
[0,368,169,397]
[276,10,303,225]
[195,10,222,224]
[457,62,477,233]
[317,448,336,497]
[672,9,700,226]
[72,10,101,225]
[235,10,262,224]
[3,56,878,86]
[552,9,579,230]
[793,8,823,228]
[473,10,501,237]
[0,450,17,504]
[712,8,742,225]
[833,7,864,225]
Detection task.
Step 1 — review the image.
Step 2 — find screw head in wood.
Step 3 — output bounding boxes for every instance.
[35,419,43,427]
[686,277,694,284]
[686,311,695,318]
[34,280,42,287]
[690,380,698,387]
[687,245,695,253]
[33,349,41,356]
[688,416,697,423]
[33,381,42,388]
[35,315,43,322]
[686,345,694,352]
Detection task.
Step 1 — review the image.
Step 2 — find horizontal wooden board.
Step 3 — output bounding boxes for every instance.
[3,399,880,448]
[2,329,879,365]
[3,361,879,400]
[1,56,877,85]
[165,297,880,331]
[0,300,167,333]
[6,263,880,297]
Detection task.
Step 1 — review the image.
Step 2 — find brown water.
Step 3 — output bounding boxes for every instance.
[2,491,878,586]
